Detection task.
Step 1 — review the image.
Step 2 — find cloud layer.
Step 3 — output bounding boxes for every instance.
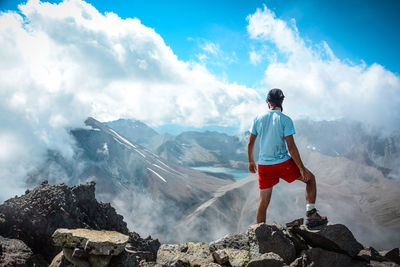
[247,6,400,132]
[0,0,264,199]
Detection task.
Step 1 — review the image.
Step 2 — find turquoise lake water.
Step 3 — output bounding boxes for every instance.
[191,166,250,180]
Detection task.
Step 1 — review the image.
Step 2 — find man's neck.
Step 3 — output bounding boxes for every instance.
[269,107,281,111]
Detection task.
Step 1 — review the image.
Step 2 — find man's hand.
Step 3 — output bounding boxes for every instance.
[249,161,257,173]
[299,167,313,183]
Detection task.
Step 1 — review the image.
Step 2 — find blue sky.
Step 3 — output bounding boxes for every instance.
[1,0,400,87]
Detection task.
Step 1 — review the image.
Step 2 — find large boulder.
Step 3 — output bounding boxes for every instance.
[52,228,129,255]
[0,181,129,261]
[246,223,296,264]
[291,222,363,257]
[156,242,213,266]
[209,233,249,252]
[52,228,129,267]
[0,236,47,267]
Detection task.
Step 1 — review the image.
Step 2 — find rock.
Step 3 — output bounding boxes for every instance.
[292,222,363,257]
[0,235,47,267]
[87,254,113,267]
[247,252,285,267]
[49,251,74,267]
[289,256,309,267]
[302,247,368,267]
[220,248,250,267]
[72,248,88,259]
[156,242,213,266]
[209,233,249,252]
[380,248,400,264]
[125,231,161,261]
[138,260,164,267]
[52,228,129,256]
[286,218,304,228]
[212,250,229,264]
[108,251,139,267]
[370,261,400,267]
[0,181,129,262]
[356,247,386,262]
[283,229,309,256]
[246,223,296,264]
[62,248,90,267]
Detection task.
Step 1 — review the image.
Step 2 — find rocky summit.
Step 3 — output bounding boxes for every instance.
[1,181,400,267]
[0,181,129,262]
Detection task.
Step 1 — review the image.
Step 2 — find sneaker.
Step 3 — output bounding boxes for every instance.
[306,208,328,228]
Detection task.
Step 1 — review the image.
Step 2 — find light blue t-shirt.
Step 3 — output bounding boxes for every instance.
[249,110,295,165]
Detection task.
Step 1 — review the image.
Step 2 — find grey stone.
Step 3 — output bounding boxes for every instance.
[219,248,250,267]
[52,228,129,256]
[212,250,229,264]
[247,252,285,267]
[209,233,249,252]
[156,242,213,266]
[0,235,47,267]
[247,223,296,264]
[292,222,363,257]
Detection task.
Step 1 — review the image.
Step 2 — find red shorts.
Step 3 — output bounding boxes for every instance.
[258,159,301,189]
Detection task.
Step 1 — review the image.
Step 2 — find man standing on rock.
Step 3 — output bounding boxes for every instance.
[247,88,327,227]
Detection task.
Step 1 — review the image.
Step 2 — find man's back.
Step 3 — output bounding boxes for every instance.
[249,110,295,165]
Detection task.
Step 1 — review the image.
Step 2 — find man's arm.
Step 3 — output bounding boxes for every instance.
[285,135,312,182]
[248,133,257,173]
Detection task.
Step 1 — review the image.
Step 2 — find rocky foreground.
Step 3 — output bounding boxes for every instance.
[0,182,399,267]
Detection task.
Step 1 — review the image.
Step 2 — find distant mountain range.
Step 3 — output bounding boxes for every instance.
[105,118,400,179]
[104,119,250,170]
[25,117,400,250]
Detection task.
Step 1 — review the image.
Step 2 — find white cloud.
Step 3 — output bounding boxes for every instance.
[202,41,219,55]
[249,50,262,65]
[194,39,238,67]
[0,0,265,200]
[247,6,400,132]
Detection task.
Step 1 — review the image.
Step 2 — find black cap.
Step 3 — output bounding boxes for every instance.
[267,88,285,111]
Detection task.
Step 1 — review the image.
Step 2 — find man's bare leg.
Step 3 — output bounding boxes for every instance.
[256,187,273,223]
[298,168,327,226]
[298,167,316,204]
